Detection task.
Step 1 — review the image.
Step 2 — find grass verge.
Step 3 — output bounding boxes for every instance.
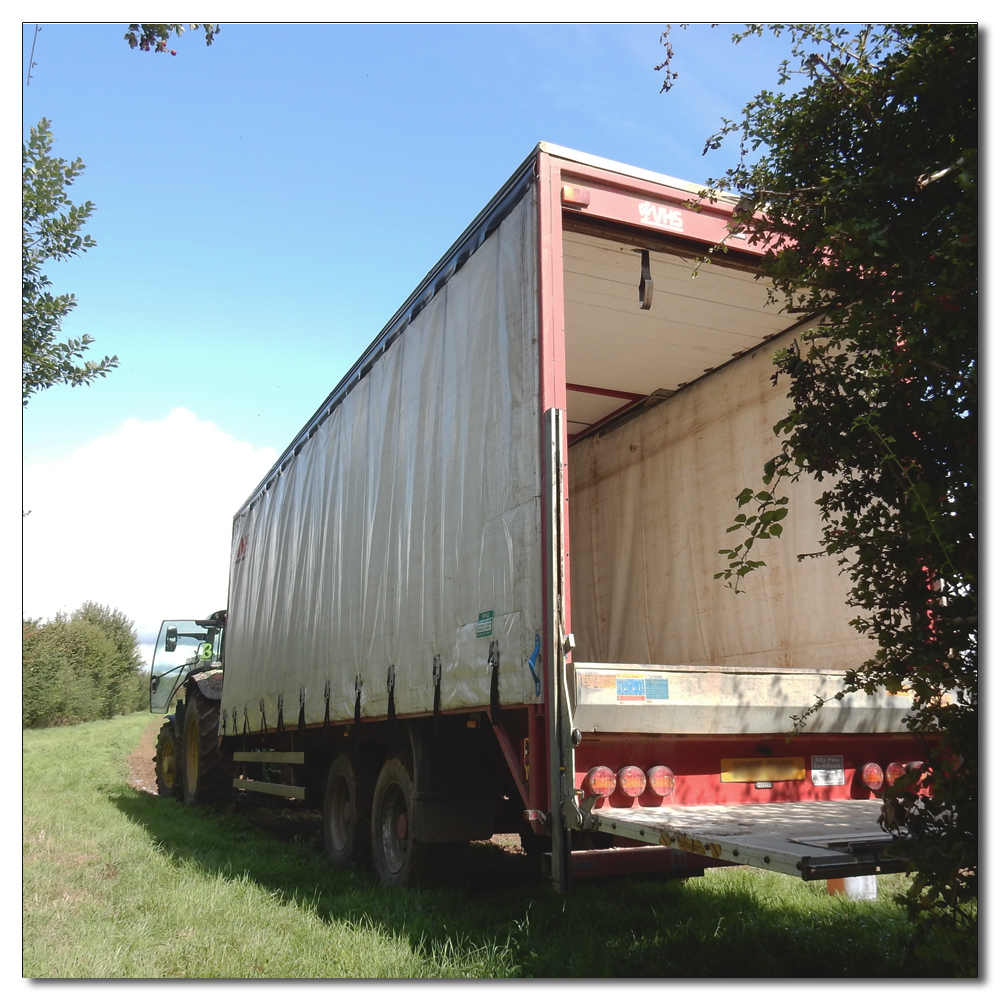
[23,713,967,977]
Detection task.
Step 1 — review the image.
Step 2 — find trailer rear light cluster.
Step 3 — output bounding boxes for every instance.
[885,761,907,785]
[583,766,616,798]
[860,760,924,792]
[583,764,675,801]
[646,765,676,797]
[861,762,884,792]
[617,765,646,798]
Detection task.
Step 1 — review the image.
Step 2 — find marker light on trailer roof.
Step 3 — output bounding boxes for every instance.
[561,185,591,208]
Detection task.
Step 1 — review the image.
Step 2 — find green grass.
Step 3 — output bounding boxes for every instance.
[23,714,964,978]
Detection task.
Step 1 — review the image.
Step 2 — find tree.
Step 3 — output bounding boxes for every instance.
[73,601,145,716]
[123,23,220,55]
[23,615,116,727]
[22,24,220,404]
[663,24,976,970]
[22,603,147,727]
[22,119,117,404]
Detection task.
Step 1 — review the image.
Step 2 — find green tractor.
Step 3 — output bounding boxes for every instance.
[149,610,231,806]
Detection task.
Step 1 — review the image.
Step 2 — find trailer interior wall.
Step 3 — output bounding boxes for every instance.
[223,190,543,734]
[562,230,875,672]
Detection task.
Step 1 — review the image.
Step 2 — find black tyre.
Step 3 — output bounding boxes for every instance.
[371,756,447,887]
[181,691,232,807]
[154,719,181,798]
[324,753,374,869]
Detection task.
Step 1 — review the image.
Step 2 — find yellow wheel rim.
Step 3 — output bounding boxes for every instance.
[162,735,176,789]
[185,714,200,792]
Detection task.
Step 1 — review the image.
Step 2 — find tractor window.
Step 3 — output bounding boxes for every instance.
[149,620,218,713]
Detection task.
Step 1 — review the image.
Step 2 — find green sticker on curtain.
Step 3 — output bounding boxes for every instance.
[477,610,494,638]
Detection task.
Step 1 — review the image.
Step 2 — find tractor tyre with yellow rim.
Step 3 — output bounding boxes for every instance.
[154,718,181,798]
[180,689,232,807]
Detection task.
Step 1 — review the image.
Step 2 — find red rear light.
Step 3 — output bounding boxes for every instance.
[647,765,676,797]
[886,762,906,785]
[583,766,616,798]
[861,762,884,791]
[617,765,646,798]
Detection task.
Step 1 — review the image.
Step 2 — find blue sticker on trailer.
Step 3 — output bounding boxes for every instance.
[645,676,670,701]
[526,634,541,697]
[616,675,646,701]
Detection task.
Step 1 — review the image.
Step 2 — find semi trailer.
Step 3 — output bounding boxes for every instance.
[149,143,925,890]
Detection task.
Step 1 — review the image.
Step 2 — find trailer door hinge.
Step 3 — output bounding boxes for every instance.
[562,789,585,831]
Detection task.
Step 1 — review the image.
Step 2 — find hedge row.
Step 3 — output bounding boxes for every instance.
[23,602,147,728]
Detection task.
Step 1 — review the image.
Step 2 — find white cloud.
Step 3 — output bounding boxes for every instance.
[22,408,278,666]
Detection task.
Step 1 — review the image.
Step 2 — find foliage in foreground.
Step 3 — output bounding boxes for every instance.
[23,602,147,728]
[662,23,976,963]
[23,25,219,401]
[22,119,118,405]
[23,714,972,978]
[123,23,220,55]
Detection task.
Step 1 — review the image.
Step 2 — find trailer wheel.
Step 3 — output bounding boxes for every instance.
[371,756,446,887]
[154,719,181,798]
[181,691,232,807]
[324,753,373,869]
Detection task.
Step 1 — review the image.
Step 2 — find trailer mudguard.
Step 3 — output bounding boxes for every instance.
[407,721,495,843]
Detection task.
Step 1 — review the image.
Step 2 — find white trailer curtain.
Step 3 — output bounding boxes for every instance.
[223,191,543,732]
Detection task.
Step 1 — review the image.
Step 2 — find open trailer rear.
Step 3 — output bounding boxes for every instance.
[150,143,923,890]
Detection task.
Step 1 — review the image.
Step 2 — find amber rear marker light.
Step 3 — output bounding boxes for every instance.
[561,185,591,208]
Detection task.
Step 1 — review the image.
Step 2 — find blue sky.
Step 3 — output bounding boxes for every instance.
[22,17,973,659]
[22,22,795,461]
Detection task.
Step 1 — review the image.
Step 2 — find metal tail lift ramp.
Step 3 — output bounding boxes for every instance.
[573,798,908,880]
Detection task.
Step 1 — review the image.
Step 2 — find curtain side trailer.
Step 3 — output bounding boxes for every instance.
[149,144,924,889]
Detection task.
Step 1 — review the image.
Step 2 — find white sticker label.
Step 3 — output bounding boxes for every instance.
[811,755,846,786]
[637,200,684,232]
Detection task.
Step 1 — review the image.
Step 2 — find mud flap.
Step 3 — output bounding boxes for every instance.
[408,721,495,842]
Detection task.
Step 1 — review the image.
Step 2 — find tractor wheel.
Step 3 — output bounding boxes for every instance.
[370,756,447,887]
[154,719,181,798]
[181,690,232,807]
[324,752,375,869]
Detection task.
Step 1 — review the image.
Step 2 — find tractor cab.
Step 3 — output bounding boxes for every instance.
[149,610,226,713]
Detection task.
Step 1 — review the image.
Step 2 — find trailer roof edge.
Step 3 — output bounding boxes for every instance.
[235,145,545,518]
[537,142,739,203]
[234,144,736,520]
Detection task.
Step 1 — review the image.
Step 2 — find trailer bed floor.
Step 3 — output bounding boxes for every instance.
[590,799,906,880]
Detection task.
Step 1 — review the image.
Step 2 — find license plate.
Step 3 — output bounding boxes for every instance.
[720,757,806,783]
